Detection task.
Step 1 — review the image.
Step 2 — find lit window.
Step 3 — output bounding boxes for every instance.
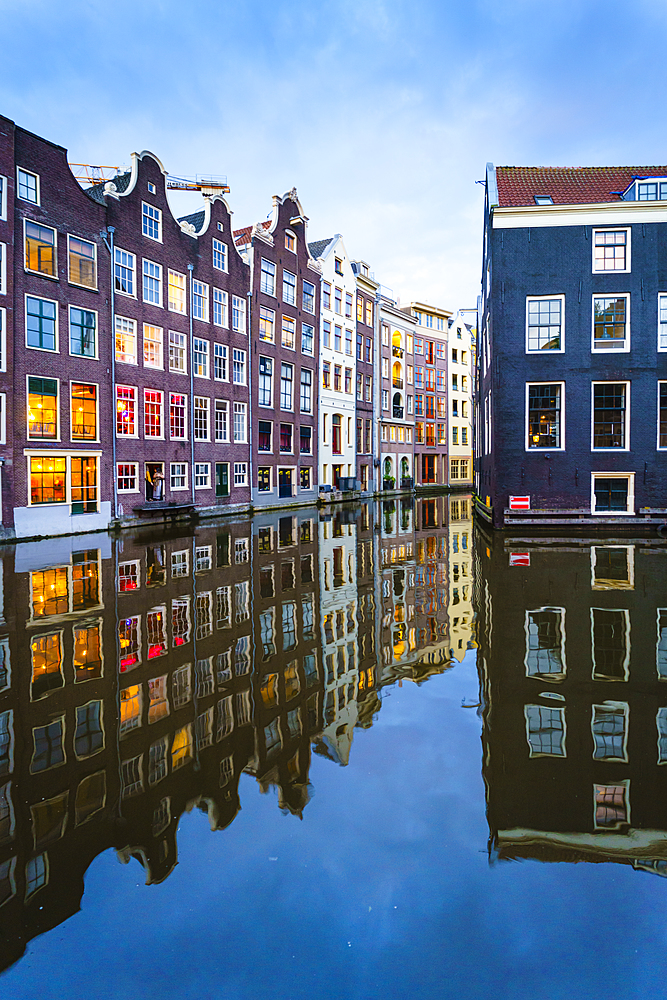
[593,229,629,272]
[115,315,137,364]
[170,392,187,439]
[28,377,58,439]
[168,270,186,313]
[193,279,209,322]
[285,232,296,252]
[259,306,275,343]
[169,330,187,373]
[144,389,163,437]
[71,383,97,441]
[142,202,162,241]
[117,463,138,493]
[527,383,562,449]
[116,385,136,436]
[282,315,296,349]
[68,236,96,288]
[143,324,163,368]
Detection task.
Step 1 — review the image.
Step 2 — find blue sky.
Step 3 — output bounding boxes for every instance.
[2,0,667,307]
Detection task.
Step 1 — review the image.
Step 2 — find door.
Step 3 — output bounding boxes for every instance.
[216,462,229,498]
[422,455,436,485]
[278,468,293,498]
[145,462,165,501]
[332,465,342,490]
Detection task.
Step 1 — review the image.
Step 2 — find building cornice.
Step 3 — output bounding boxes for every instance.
[493,200,667,229]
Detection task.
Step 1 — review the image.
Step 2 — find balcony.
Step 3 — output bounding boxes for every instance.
[392,346,404,358]
[393,406,404,419]
[392,378,403,389]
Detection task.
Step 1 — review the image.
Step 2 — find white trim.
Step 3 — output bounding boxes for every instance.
[66,234,98,290]
[592,292,630,354]
[143,322,164,370]
[0,393,6,445]
[68,303,99,361]
[659,381,667,450]
[493,201,667,229]
[25,452,101,510]
[592,226,631,275]
[0,308,6,372]
[525,381,565,452]
[170,461,189,492]
[16,166,40,205]
[26,374,60,442]
[116,461,140,494]
[143,388,165,440]
[115,384,139,439]
[169,390,188,441]
[23,217,57,280]
[590,472,635,515]
[591,545,634,591]
[658,293,667,352]
[525,294,565,354]
[69,378,101,444]
[591,380,630,451]
[142,258,163,308]
[0,175,6,220]
[114,246,137,299]
[0,242,6,294]
[591,700,629,761]
[141,201,163,243]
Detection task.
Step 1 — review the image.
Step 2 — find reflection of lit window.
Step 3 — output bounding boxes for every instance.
[119,685,142,737]
[592,702,628,761]
[31,566,68,618]
[591,608,629,681]
[148,675,169,724]
[75,770,106,825]
[30,632,63,700]
[119,616,141,671]
[172,598,190,646]
[285,661,300,700]
[74,622,102,681]
[118,561,139,592]
[171,724,193,770]
[261,672,278,707]
[594,781,629,829]
[525,704,566,756]
[71,551,100,610]
[146,607,167,659]
[525,607,566,681]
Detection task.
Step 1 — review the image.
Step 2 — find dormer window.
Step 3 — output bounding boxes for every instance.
[622,178,667,201]
[534,195,553,205]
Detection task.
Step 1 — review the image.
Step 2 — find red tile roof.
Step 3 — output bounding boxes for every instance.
[233,220,271,246]
[496,166,667,207]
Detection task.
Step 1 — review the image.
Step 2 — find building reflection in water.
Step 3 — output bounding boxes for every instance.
[477,528,667,877]
[0,494,472,974]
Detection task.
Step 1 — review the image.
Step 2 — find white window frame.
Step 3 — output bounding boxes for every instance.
[233,348,246,385]
[0,308,6,372]
[143,323,163,370]
[144,388,164,439]
[169,391,188,441]
[525,294,565,354]
[212,239,228,272]
[0,393,6,445]
[232,296,246,334]
[0,242,5,295]
[0,175,6,220]
[195,462,211,489]
[114,247,136,298]
[658,293,667,352]
[142,201,162,243]
[192,279,209,323]
[167,269,187,314]
[591,700,629,762]
[170,462,189,491]
[213,287,228,328]
[193,396,210,441]
[25,452,101,510]
[591,381,630,452]
[193,337,210,379]
[592,293,631,353]
[592,227,631,274]
[524,381,565,452]
[168,330,187,374]
[116,462,139,494]
[24,218,58,278]
[66,234,97,290]
[214,399,229,442]
[214,343,228,381]
[142,259,163,307]
[590,472,635,516]
[261,258,276,296]
[17,166,39,205]
[590,545,635,591]
[69,379,100,443]
[283,270,297,306]
[25,293,59,353]
[659,381,667,450]
[116,385,138,438]
[68,304,98,361]
[234,462,248,487]
[233,402,247,443]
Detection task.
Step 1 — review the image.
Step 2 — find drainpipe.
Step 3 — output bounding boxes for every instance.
[188,263,195,504]
[102,226,117,520]
[247,288,253,505]
[374,291,381,493]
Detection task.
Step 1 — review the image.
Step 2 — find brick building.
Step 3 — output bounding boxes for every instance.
[352,260,379,494]
[379,295,416,490]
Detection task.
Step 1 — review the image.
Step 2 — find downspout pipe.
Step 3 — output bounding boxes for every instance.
[102,226,117,520]
[188,264,195,504]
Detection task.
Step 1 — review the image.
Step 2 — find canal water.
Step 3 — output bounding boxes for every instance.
[1,496,666,999]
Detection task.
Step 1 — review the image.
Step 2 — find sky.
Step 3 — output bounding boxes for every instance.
[2,0,667,308]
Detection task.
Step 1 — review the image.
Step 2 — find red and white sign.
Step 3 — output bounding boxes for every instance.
[509,495,531,510]
[509,552,530,567]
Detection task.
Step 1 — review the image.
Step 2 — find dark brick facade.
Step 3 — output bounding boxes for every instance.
[352,262,377,492]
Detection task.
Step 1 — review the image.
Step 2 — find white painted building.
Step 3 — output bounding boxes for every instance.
[308,236,357,490]
[447,311,475,486]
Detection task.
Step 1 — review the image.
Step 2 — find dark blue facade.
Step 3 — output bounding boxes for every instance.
[477,195,667,527]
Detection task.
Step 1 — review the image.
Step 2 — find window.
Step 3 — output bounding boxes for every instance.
[170,463,188,490]
[213,287,228,328]
[233,402,247,442]
[593,228,629,272]
[335,326,342,351]
[116,386,137,436]
[300,426,312,454]
[17,167,39,203]
[366,301,373,326]
[75,701,104,758]
[232,295,246,333]
[660,383,667,448]
[334,287,342,315]
[142,259,162,306]
[31,717,65,772]
[322,361,331,389]
[592,474,634,514]
[365,376,372,402]
[68,236,96,288]
[214,343,228,381]
[117,463,138,493]
[259,306,275,343]
[280,423,293,452]
[281,363,293,410]
[144,389,163,437]
[592,702,628,761]
[414,337,423,355]
[114,247,135,296]
[69,307,96,358]
[194,396,209,440]
[29,456,66,503]
[28,377,58,439]
[303,280,315,313]
[335,257,343,275]
[357,295,363,322]
[525,704,566,757]
[452,426,458,444]
[233,348,246,384]
[282,315,296,349]
[323,282,331,309]
[283,270,296,306]
[212,238,227,271]
[357,372,363,399]
[170,393,187,439]
[345,328,353,355]
[193,280,209,322]
[345,368,352,393]
[415,366,424,388]
[142,202,162,241]
[215,399,229,442]
[593,295,629,351]
[300,467,311,490]
[261,258,276,295]
[382,389,389,410]
[193,337,210,377]
[436,370,445,392]
[322,319,331,348]
[345,292,353,319]
[234,462,247,486]
[527,383,563,449]
[258,420,272,451]
[332,414,342,454]
[71,383,97,440]
[195,463,211,488]
[526,296,564,352]
[300,369,312,412]
[592,383,628,449]
[26,295,57,351]
[357,333,363,360]
[258,467,271,492]
[168,270,186,313]
[116,316,137,364]
[334,365,342,391]
[168,330,187,373]
[302,323,314,355]
[285,231,296,252]
[258,356,273,406]
[143,324,163,368]
[438,422,446,444]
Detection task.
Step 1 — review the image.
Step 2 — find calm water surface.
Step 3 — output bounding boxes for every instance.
[1,497,667,999]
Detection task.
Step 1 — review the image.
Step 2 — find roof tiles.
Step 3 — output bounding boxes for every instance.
[496,166,667,207]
